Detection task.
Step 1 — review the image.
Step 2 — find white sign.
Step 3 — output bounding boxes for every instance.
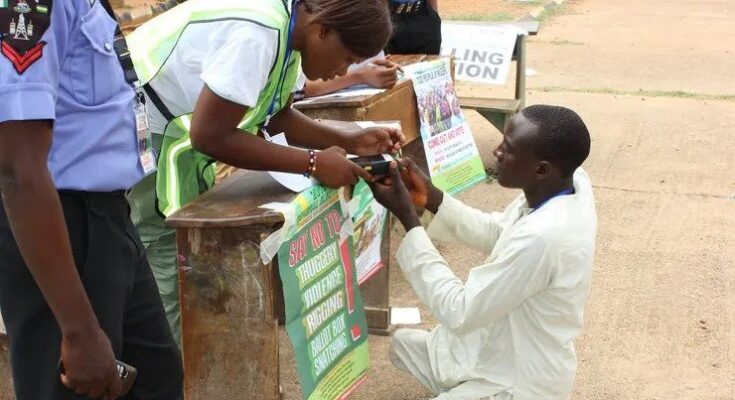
[440,23,521,85]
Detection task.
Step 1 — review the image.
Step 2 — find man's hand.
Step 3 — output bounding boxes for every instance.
[355,59,401,89]
[398,158,444,213]
[60,327,122,399]
[314,146,373,188]
[348,126,405,156]
[368,162,421,230]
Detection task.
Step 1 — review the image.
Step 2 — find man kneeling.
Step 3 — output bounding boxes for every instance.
[369,105,597,400]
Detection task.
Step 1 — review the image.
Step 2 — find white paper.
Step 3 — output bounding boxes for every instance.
[265,133,317,193]
[391,307,422,325]
[298,87,385,104]
[440,23,520,85]
[355,121,401,130]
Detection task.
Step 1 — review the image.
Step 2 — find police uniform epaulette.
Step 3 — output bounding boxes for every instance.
[0,0,52,73]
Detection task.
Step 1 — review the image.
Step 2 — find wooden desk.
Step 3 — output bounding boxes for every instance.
[295,54,451,143]
[167,122,396,400]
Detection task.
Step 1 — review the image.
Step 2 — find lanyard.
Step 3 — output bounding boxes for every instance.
[99,0,157,175]
[100,0,142,91]
[264,0,299,132]
[530,188,574,214]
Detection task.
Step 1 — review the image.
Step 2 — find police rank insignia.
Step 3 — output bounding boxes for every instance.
[0,0,52,74]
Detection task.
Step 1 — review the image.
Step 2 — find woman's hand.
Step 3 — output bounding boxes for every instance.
[313,147,373,188]
[348,126,405,156]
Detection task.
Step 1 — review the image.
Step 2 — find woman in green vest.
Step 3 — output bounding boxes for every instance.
[126,0,399,344]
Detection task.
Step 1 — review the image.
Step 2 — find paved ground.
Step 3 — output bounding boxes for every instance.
[282,1,735,399]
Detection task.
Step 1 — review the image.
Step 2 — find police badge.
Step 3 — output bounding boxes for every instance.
[1,0,52,74]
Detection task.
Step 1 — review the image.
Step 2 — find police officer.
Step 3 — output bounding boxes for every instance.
[386,0,442,55]
[0,1,183,399]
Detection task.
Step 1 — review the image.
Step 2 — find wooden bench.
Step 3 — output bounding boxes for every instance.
[459,97,522,132]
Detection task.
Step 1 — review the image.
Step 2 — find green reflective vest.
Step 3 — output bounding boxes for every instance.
[128,0,301,216]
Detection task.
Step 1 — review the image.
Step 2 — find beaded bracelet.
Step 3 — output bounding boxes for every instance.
[305,149,317,177]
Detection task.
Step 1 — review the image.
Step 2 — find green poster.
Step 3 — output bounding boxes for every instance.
[278,186,370,400]
[403,59,487,194]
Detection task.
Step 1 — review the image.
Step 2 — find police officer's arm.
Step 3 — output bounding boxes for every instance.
[0,2,121,397]
[0,121,121,397]
[428,0,439,12]
[0,121,102,334]
[268,98,404,156]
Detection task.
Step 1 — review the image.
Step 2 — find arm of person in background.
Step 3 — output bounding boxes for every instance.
[267,100,405,157]
[427,0,439,12]
[0,121,122,399]
[190,85,372,188]
[303,59,401,97]
[368,162,551,334]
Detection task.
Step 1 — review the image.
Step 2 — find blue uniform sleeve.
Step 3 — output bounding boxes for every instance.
[0,1,70,123]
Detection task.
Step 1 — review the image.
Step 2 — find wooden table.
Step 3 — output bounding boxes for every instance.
[168,120,406,400]
[294,54,452,144]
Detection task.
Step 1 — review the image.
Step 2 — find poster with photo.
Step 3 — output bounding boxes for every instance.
[404,59,487,194]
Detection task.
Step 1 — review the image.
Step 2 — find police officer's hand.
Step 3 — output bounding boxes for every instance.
[314,147,373,188]
[348,126,405,156]
[60,326,122,399]
[355,59,401,89]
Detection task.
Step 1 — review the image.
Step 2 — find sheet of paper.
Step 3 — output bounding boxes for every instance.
[391,307,422,325]
[266,133,317,193]
[298,87,385,104]
[355,121,401,130]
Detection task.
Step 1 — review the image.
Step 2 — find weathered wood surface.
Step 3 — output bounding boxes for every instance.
[176,226,281,399]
